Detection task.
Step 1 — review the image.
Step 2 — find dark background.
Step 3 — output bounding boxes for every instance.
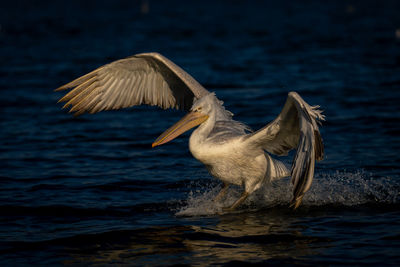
[1,0,400,265]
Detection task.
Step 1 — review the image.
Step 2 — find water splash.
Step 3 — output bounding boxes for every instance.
[176,170,400,216]
[306,170,399,206]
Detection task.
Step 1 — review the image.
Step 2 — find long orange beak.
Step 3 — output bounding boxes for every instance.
[152,111,209,147]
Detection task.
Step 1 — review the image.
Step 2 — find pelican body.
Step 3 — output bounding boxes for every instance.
[56,52,324,210]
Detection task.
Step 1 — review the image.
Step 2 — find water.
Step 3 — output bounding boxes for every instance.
[1,0,400,265]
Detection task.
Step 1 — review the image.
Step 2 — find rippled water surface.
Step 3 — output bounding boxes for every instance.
[1,0,400,265]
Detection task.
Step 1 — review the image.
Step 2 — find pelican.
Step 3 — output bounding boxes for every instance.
[55,52,325,210]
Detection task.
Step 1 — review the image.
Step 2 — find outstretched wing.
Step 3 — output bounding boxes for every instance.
[55,52,209,115]
[245,92,325,209]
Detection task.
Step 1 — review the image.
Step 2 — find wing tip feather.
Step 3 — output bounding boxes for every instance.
[54,86,67,92]
[314,130,324,161]
[289,195,304,210]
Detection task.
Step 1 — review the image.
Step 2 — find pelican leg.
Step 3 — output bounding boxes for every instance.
[222,191,249,212]
[214,183,230,202]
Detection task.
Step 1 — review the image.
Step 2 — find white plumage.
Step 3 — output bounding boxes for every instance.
[56,52,325,210]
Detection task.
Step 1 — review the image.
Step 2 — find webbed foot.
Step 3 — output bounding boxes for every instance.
[220,191,249,213]
[214,183,230,203]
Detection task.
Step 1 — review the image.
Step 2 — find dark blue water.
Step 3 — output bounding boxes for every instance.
[1,0,400,265]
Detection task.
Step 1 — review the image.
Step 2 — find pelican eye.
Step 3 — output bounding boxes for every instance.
[196,107,202,112]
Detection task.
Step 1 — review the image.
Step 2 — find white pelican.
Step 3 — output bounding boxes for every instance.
[56,52,325,210]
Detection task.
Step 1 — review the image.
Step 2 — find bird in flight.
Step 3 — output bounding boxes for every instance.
[56,52,325,211]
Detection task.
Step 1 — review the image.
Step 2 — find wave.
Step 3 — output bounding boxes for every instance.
[176,170,400,216]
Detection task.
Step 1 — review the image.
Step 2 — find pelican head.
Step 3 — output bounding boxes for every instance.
[151,94,217,147]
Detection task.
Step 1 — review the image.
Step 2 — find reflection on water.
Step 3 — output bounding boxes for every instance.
[64,210,329,265]
[184,212,324,265]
